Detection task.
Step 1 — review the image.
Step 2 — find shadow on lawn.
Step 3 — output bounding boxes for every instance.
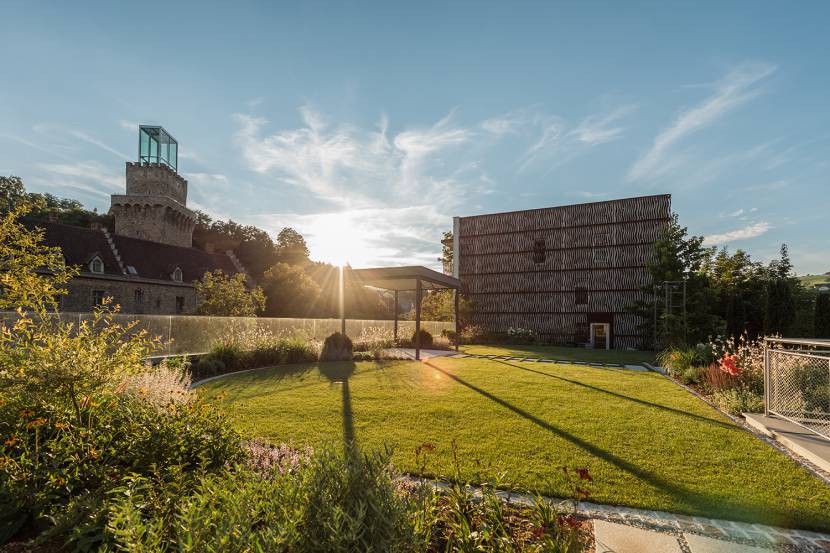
[423,359,784,526]
[493,359,734,430]
[319,362,358,454]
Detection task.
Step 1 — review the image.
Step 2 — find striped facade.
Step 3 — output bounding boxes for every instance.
[453,195,671,349]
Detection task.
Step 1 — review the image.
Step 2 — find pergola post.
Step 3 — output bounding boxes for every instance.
[393,290,399,342]
[454,287,460,352]
[415,278,422,360]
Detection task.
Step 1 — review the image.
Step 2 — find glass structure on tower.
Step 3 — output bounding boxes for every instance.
[138,125,178,172]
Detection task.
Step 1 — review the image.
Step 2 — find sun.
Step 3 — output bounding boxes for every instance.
[304,212,375,267]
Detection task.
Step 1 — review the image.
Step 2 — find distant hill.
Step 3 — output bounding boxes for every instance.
[799,274,830,288]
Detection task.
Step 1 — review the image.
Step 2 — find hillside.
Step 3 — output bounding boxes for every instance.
[799,273,830,288]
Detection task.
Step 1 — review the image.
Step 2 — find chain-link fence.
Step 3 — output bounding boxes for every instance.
[765,338,830,440]
[0,311,455,357]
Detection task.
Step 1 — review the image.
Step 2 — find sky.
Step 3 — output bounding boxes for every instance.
[1,2,828,273]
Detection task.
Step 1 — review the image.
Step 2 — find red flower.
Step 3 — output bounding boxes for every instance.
[719,354,741,376]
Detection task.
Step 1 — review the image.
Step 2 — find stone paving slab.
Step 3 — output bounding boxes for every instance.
[684,532,773,553]
[594,519,683,553]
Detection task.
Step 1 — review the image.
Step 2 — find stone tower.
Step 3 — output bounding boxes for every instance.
[109,126,196,248]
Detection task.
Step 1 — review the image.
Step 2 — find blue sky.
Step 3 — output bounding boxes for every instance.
[2,2,828,272]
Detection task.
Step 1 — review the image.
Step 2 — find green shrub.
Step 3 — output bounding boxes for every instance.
[106,447,413,552]
[352,351,377,362]
[278,337,318,364]
[411,329,433,348]
[507,326,536,345]
[193,356,226,378]
[657,346,705,375]
[710,386,764,416]
[320,332,353,362]
[680,366,704,385]
[0,392,243,549]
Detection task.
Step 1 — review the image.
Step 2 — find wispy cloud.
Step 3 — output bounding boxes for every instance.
[569,105,636,146]
[33,123,132,160]
[628,62,777,182]
[703,221,771,245]
[32,160,123,199]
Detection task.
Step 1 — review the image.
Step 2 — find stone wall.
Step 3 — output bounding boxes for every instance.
[60,275,197,315]
[125,162,188,204]
[110,197,195,247]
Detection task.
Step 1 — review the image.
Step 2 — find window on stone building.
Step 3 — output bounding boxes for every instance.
[532,239,546,264]
[92,290,107,307]
[175,296,185,314]
[89,256,104,274]
[134,289,144,313]
[575,286,589,305]
[172,267,183,282]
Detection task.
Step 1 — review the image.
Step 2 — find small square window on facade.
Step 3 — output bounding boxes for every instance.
[175,296,185,314]
[575,286,589,305]
[532,239,546,264]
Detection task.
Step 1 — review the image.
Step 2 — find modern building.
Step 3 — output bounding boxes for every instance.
[449,195,671,349]
[30,125,247,315]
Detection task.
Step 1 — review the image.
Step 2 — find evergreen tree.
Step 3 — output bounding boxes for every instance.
[764,244,798,336]
[815,293,830,338]
[627,213,720,349]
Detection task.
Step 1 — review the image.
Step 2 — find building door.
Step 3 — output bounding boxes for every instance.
[590,323,610,350]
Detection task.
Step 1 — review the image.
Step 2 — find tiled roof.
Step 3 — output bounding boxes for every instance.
[112,234,237,282]
[25,220,238,283]
[25,220,122,276]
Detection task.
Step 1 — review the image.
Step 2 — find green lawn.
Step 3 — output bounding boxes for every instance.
[200,356,830,531]
[459,344,656,365]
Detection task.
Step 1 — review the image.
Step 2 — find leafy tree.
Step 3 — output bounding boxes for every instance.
[192,212,280,279]
[628,213,719,348]
[418,289,474,324]
[705,248,768,339]
[261,262,322,317]
[0,175,27,211]
[275,227,310,266]
[0,205,77,312]
[815,293,830,338]
[195,269,266,317]
[1,175,111,228]
[438,230,453,267]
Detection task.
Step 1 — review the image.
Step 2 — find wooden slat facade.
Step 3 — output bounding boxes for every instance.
[456,195,671,349]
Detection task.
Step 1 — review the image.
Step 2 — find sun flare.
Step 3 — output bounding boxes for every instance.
[303,212,376,267]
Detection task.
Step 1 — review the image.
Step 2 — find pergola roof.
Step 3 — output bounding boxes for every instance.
[349,265,460,291]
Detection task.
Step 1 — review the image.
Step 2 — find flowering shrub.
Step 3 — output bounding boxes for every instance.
[507,327,536,345]
[718,353,740,376]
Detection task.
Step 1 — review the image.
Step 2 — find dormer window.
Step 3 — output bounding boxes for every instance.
[89,256,104,274]
[172,267,183,282]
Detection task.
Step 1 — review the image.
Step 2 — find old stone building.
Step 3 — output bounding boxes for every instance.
[31,125,245,315]
[450,195,671,349]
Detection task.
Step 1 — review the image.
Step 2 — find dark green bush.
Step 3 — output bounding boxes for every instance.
[278,337,318,364]
[193,356,226,378]
[411,329,433,348]
[320,332,353,361]
[0,392,243,549]
[106,447,413,552]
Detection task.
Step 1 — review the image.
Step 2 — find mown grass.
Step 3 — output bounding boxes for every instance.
[459,344,656,365]
[200,356,830,531]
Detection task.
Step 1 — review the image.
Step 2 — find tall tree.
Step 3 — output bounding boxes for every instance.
[261,262,321,317]
[628,213,720,348]
[275,227,310,266]
[815,293,830,338]
[194,270,265,317]
[764,244,798,336]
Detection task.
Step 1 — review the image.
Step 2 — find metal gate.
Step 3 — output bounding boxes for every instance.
[764,338,830,440]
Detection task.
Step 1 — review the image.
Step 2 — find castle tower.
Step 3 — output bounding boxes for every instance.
[109,126,196,248]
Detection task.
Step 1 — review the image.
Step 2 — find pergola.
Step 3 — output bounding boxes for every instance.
[342,266,461,360]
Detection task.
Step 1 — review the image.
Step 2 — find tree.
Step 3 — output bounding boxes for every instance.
[275,227,310,266]
[194,270,265,317]
[0,175,27,211]
[764,245,798,336]
[438,230,453,267]
[418,289,474,324]
[627,213,720,348]
[0,205,77,312]
[816,293,830,338]
[261,262,321,317]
